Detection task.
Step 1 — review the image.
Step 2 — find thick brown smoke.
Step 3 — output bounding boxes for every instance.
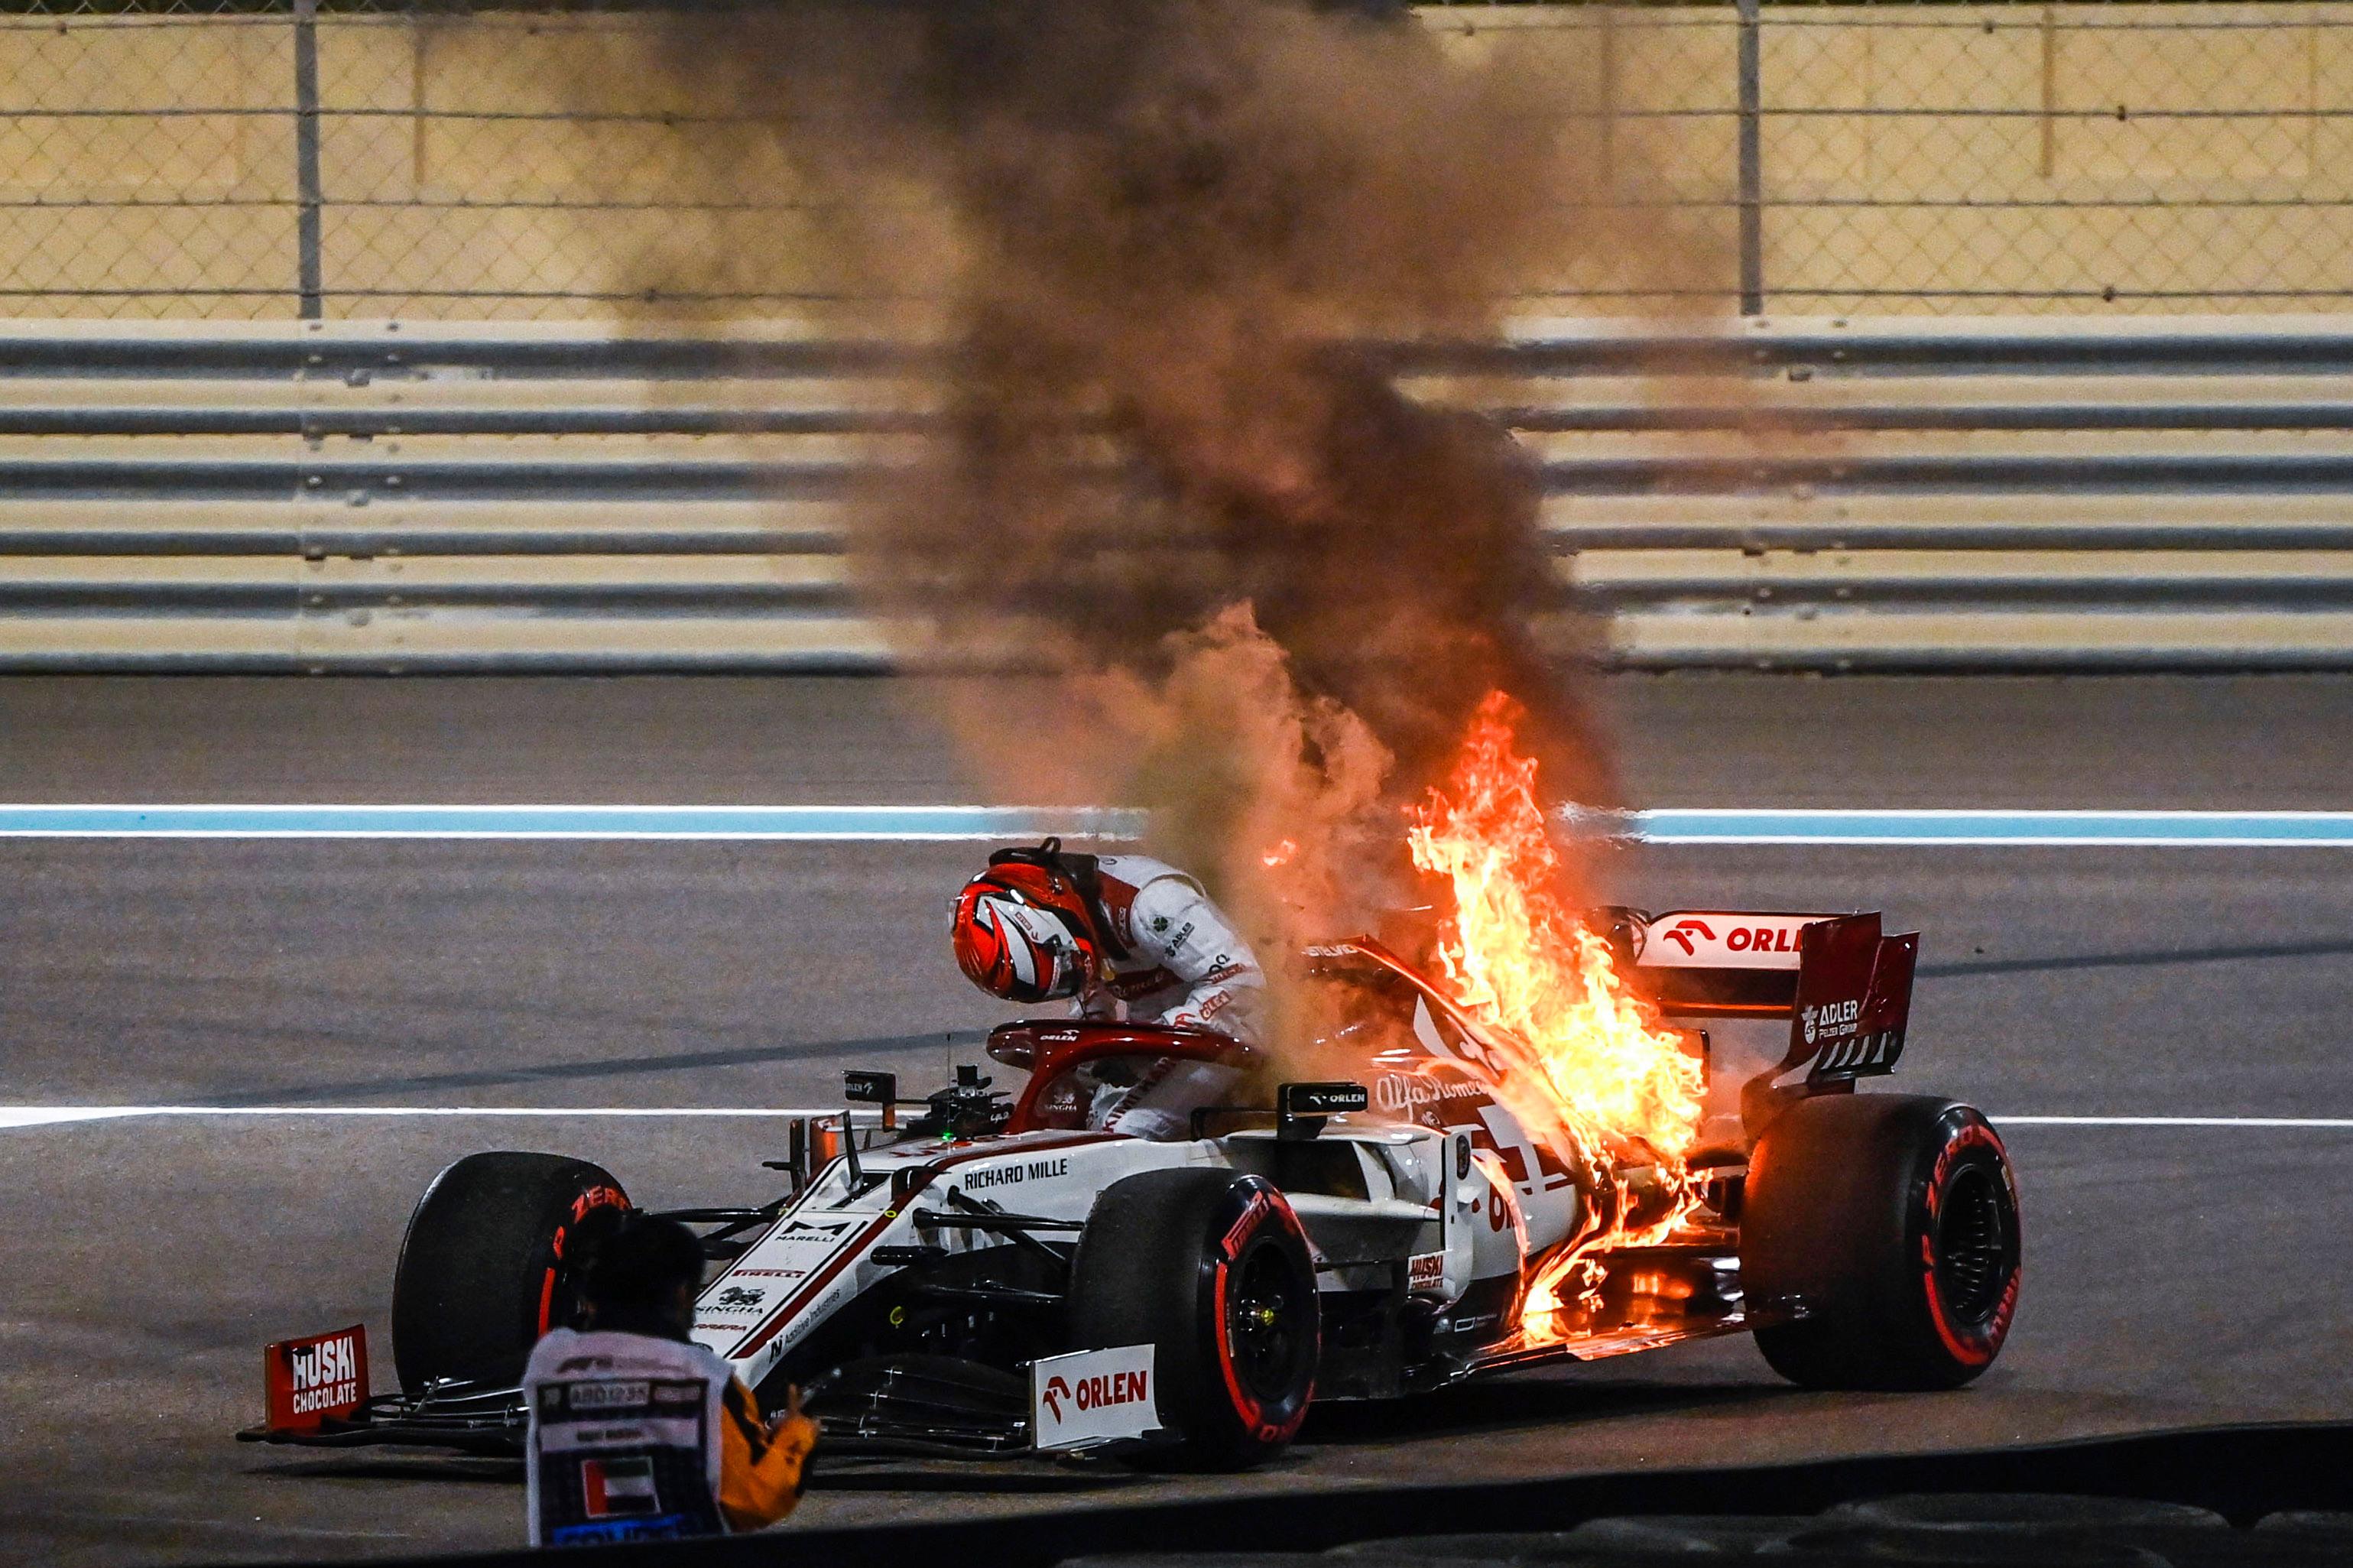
[527,0,1723,953]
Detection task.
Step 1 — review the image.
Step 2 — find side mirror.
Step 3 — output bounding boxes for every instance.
[985,1024,1037,1071]
[1276,1080,1368,1141]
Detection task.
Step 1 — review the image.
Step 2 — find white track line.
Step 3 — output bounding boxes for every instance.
[3,1105,2348,1131]
[1996,1115,2353,1128]
[0,1105,874,1130]
[0,805,1138,839]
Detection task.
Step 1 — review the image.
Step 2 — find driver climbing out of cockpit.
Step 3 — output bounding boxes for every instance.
[949,839,1265,1139]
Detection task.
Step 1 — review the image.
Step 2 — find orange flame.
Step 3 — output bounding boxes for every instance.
[1407,691,1706,1342]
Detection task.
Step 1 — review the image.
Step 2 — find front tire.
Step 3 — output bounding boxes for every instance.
[391,1151,629,1391]
[1740,1094,2020,1390]
[1070,1169,1319,1469]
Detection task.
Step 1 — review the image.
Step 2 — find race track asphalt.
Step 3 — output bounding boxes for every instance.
[3,674,2351,1566]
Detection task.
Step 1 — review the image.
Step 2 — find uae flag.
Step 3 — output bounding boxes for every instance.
[580,1456,659,1517]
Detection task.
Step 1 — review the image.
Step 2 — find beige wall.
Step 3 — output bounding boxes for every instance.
[1436,4,2353,313]
[0,5,2344,318]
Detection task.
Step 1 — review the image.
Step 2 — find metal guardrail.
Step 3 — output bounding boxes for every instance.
[5,316,2353,672]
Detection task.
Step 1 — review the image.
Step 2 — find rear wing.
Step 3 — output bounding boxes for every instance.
[1623,909,1918,1083]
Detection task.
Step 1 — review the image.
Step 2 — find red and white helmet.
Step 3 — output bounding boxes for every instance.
[949,850,1100,1005]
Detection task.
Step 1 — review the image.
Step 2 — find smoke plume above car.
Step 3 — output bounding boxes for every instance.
[518,0,1727,917]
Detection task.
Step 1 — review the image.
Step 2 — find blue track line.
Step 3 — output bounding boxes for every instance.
[1631,809,2353,847]
[0,804,2345,844]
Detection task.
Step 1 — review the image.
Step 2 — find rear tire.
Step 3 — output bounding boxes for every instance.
[1741,1094,2020,1390]
[391,1151,629,1391]
[1070,1168,1319,1469]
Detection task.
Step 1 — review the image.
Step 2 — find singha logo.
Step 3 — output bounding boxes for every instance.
[713,1286,765,1310]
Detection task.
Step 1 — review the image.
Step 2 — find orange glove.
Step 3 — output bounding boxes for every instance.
[718,1380,817,1532]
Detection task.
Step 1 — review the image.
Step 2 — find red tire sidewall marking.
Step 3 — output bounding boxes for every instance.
[540,1183,630,1336]
[1918,1115,2019,1365]
[1209,1249,1264,1432]
[1209,1181,1312,1446]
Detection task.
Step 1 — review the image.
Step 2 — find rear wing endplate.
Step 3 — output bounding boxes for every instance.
[1628,908,1917,1082]
[1783,912,1916,1082]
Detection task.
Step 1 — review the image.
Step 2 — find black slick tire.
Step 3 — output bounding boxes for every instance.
[1070,1168,1319,1469]
[1740,1093,2020,1391]
[391,1151,629,1391]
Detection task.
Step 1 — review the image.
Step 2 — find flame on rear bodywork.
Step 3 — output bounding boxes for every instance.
[1407,690,1706,1342]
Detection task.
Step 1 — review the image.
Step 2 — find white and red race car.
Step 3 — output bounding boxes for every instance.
[241,909,2020,1469]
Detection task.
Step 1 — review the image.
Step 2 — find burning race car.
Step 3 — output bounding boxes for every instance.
[241,904,2020,1469]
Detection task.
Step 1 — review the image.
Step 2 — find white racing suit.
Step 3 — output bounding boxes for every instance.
[1073,855,1265,1140]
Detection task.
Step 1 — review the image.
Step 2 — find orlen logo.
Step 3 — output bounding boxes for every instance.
[1040,1368,1150,1422]
[1658,917,1715,956]
[1641,912,1828,970]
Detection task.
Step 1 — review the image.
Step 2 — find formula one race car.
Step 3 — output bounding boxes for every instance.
[240,909,2020,1469]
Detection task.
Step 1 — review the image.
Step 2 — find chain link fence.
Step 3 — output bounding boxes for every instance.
[3,0,2350,318]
